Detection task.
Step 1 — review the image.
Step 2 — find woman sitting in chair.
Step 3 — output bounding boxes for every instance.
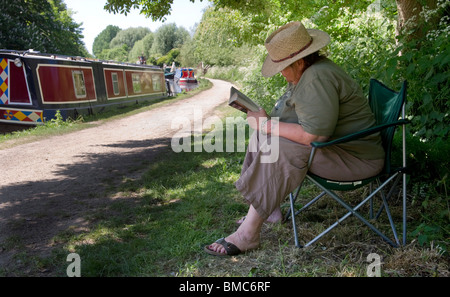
[204,21,385,256]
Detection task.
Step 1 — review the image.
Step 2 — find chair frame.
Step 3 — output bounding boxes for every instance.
[286,79,409,248]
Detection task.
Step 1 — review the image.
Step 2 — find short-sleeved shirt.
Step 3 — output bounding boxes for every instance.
[270,58,384,160]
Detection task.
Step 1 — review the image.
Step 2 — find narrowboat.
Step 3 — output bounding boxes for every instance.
[0,49,167,125]
[178,68,197,84]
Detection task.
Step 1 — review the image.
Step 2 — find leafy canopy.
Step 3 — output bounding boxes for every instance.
[0,0,89,56]
[104,0,197,21]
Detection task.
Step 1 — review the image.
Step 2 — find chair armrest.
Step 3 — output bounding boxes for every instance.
[310,119,409,148]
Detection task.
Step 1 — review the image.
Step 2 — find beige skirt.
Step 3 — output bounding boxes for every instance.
[234,132,384,220]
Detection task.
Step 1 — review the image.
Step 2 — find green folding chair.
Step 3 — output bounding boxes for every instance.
[286,79,409,248]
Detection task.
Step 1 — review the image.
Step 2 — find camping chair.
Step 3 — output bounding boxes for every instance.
[285,79,409,248]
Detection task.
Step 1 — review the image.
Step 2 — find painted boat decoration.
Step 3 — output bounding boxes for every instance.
[0,49,167,125]
[177,68,197,84]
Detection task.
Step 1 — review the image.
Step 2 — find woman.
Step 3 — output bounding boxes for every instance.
[204,21,385,256]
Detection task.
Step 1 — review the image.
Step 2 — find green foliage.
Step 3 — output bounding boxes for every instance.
[93,25,122,57]
[104,0,197,22]
[378,1,450,141]
[196,0,449,249]
[93,23,190,64]
[156,48,180,66]
[2,0,448,255]
[178,38,200,67]
[0,0,89,56]
[128,33,154,62]
[97,44,130,62]
[110,27,151,50]
[151,23,190,56]
[204,0,449,143]
[194,7,259,67]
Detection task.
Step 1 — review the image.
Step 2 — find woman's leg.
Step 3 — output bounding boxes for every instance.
[236,136,312,220]
[206,136,311,255]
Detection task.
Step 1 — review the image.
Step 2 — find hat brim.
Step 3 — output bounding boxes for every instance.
[261,29,330,78]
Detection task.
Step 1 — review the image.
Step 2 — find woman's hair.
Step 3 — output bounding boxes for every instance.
[285,50,327,73]
[302,50,326,69]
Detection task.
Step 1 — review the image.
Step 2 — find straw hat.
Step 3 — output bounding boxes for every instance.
[261,21,330,77]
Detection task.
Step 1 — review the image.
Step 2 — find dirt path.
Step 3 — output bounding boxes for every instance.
[0,79,233,275]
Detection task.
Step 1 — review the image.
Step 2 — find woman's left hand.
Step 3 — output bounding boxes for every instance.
[247,108,269,131]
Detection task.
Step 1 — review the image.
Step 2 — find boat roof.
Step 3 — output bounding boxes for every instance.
[0,49,161,70]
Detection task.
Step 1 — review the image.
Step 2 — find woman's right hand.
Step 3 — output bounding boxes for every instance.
[247,108,269,131]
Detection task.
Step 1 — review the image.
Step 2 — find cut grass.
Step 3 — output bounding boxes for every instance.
[1,79,447,277]
[42,116,448,277]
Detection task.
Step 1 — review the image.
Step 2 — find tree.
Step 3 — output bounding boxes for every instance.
[156,48,180,66]
[0,0,89,56]
[97,44,129,62]
[104,0,198,21]
[150,24,190,56]
[193,6,259,67]
[102,0,449,141]
[396,0,439,41]
[93,25,122,57]
[110,27,151,50]
[178,38,199,67]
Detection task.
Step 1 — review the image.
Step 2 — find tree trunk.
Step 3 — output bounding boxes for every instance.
[395,0,438,39]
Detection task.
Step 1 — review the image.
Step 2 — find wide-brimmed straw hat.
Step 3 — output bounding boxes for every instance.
[261,21,330,77]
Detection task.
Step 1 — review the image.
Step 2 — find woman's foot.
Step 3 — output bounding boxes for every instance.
[205,230,260,256]
[205,205,264,256]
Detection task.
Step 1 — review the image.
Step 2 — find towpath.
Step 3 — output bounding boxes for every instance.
[0,79,233,275]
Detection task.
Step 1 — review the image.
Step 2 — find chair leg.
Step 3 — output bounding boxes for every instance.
[287,189,326,248]
[402,102,408,246]
[378,186,400,246]
[307,175,399,247]
[403,172,407,245]
[289,192,302,248]
[369,183,374,219]
[284,186,301,222]
[374,175,401,219]
[294,192,326,217]
[288,174,403,248]
[373,176,401,246]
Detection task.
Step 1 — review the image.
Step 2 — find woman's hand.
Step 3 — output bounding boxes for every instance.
[247,108,269,131]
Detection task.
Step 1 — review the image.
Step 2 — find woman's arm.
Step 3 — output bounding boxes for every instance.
[269,120,329,145]
[247,109,329,146]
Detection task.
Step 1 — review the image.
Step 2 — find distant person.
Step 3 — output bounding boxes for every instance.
[139,53,146,65]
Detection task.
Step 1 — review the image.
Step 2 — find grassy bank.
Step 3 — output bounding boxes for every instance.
[41,111,448,277]
[1,77,448,277]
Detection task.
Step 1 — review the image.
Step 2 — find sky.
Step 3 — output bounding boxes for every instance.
[64,0,212,54]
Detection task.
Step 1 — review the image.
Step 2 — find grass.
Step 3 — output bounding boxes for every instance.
[1,78,448,277]
[36,115,449,277]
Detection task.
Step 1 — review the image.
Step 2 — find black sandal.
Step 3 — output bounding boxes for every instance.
[204,238,242,256]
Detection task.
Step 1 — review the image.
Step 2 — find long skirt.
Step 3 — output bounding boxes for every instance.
[234,132,384,220]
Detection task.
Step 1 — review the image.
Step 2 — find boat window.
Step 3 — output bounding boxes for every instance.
[112,72,120,95]
[152,74,161,91]
[132,73,141,93]
[72,70,86,98]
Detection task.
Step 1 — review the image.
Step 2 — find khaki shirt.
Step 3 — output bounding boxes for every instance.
[270,58,385,160]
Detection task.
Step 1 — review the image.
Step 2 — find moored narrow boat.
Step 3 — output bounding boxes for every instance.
[0,49,167,125]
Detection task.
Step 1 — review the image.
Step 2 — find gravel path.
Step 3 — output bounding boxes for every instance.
[0,79,233,274]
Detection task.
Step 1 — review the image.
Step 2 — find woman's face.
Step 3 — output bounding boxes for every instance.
[280,59,304,85]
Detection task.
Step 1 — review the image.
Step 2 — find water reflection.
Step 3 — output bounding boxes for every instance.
[166,79,198,95]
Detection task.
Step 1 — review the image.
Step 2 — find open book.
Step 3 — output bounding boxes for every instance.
[228,87,261,113]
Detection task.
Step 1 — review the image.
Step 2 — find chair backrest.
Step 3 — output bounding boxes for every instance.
[368,79,407,174]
